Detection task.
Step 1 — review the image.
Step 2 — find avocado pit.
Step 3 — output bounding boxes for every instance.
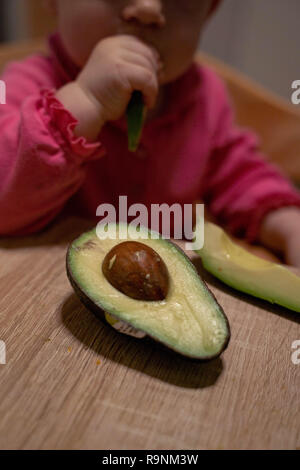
[102,241,169,301]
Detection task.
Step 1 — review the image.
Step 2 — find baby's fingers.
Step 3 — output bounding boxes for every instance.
[122,34,161,64]
[129,65,159,109]
[122,50,163,75]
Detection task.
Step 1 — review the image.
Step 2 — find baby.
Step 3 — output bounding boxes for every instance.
[0,0,300,267]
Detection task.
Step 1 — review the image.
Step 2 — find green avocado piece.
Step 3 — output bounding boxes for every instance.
[195,221,300,313]
[126,91,146,152]
[66,223,230,360]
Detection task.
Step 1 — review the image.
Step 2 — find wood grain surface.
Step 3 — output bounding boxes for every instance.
[0,216,299,450]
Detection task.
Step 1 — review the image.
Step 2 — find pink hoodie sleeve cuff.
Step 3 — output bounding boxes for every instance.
[40,88,105,159]
[236,193,300,243]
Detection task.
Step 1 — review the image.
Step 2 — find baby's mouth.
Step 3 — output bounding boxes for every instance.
[117,30,164,67]
[119,28,159,49]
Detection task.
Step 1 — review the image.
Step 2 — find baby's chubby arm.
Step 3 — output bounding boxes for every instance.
[259,206,300,268]
[0,53,106,236]
[56,35,163,141]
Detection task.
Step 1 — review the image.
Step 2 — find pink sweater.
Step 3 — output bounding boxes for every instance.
[0,34,300,240]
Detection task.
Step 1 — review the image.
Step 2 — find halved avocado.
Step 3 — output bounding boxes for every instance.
[195,221,300,313]
[66,223,230,360]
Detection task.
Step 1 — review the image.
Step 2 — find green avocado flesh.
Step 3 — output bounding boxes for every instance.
[126,91,145,152]
[66,224,230,360]
[195,222,300,313]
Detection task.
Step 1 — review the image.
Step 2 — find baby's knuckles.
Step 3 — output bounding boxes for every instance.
[77,35,158,122]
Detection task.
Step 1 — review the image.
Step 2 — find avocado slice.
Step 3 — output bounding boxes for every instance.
[66,223,230,360]
[195,221,300,313]
[126,91,146,152]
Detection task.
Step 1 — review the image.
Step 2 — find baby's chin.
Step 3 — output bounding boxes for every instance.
[161,61,195,85]
[59,37,92,70]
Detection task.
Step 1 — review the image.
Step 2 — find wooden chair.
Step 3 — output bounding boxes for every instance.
[0,38,46,66]
[26,0,56,38]
[196,52,300,184]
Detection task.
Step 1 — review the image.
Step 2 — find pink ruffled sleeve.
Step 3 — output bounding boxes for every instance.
[0,58,106,236]
[40,89,104,159]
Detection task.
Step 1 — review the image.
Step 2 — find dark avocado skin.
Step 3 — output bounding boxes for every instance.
[66,237,231,361]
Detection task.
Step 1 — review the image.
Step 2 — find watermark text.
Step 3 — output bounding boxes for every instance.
[0,340,6,365]
[96,196,204,250]
[291,80,300,105]
[0,80,6,105]
[291,340,300,365]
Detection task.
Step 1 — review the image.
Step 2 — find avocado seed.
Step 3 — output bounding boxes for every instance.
[102,241,169,301]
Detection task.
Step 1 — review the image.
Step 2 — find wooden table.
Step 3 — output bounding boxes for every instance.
[0,216,299,450]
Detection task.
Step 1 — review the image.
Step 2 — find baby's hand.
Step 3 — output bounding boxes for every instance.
[78,35,162,120]
[56,35,162,141]
[284,231,300,268]
[259,207,300,268]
